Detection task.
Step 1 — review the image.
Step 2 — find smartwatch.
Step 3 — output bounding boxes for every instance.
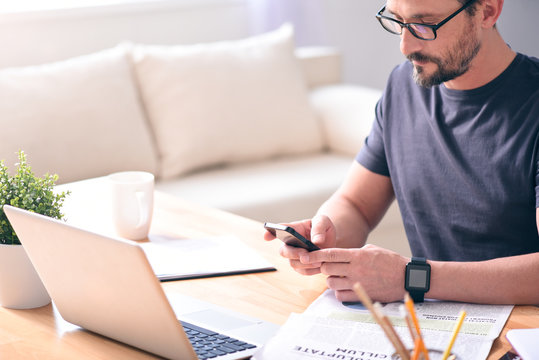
[405,257,431,303]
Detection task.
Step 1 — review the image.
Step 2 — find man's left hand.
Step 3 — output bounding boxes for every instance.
[299,244,409,302]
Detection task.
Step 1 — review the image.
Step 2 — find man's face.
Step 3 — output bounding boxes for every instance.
[387,0,482,87]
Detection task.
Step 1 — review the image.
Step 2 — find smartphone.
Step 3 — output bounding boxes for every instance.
[264,222,320,252]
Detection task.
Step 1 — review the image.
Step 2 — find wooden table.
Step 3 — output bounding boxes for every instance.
[0,178,537,359]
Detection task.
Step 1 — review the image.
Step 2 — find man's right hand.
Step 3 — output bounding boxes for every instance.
[263,214,337,275]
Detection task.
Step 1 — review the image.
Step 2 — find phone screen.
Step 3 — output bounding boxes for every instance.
[264,222,320,252]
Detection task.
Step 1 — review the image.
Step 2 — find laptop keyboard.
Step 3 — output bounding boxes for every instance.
[181,321,256,359]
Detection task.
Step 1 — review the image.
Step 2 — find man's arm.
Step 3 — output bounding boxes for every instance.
[300,208,539,305]
[314,161,395,249]
[429,208,539,304]
[266,161,395,277]
[428,251,539,304]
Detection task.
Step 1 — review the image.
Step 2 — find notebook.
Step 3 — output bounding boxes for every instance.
[4,205,279,360]
[506,328,539,360]
[140,235,275,281]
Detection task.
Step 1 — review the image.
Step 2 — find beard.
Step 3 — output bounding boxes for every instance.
[407,22,481,88]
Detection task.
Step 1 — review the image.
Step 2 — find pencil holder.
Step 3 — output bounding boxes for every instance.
[391,349,458,360]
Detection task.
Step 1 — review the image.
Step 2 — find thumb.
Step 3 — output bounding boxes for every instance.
[310,214,336,247]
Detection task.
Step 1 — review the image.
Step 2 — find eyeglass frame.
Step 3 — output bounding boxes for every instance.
[375,0,479,41]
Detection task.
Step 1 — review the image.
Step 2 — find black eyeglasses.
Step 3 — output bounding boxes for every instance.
[376,0,478,41]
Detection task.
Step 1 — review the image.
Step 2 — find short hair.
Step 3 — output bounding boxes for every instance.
[457,0,497,28]
[457,0,482,16]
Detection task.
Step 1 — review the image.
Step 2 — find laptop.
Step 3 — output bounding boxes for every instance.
[506,328,539,360]
[4,205,279,360]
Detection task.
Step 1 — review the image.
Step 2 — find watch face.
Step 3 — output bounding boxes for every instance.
[408,268,428,289]
[405,263,431,291]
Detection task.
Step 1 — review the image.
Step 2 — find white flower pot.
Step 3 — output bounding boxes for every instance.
[0,244,51,309]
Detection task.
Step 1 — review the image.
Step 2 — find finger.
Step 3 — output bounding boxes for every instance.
[300,248,353,264]
[320,262,350,277]
[289,258,322,270]
[294,267,322,276]
[263,230,276,241]
[310,214,334,246]
[326,275,351,291]
[279,244,310,260]
[333,289,359,302]
[264,220,312,241]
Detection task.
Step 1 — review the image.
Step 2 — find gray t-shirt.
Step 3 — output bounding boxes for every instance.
[357,53,539,261]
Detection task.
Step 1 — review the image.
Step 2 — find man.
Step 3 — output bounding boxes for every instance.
[265,0,539,304]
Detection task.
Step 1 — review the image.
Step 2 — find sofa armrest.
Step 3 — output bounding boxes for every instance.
[295,47,341,88]
[309,84,382,156]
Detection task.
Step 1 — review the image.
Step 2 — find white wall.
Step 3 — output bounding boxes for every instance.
[0,0,251,68]
[1,0,537,89]
[248,0,401,90]
[252,0,539,90]
[496,0,539,58]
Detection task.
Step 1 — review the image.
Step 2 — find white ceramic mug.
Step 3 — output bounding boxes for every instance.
[108,171,154,240]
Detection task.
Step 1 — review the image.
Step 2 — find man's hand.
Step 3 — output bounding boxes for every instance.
[263,214,337,275]
[299,244,409,303]
[264,215,409,302]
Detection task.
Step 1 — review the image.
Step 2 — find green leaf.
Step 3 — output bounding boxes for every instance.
[0,150,70,245]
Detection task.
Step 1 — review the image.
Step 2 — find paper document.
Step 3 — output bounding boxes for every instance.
[141,235,275,280]
[254,290,513,360]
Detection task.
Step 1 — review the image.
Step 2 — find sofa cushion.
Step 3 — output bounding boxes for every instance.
[309,85,382,156]
[155,153,353,223]
[132,24,324,179]
[295,47,342,88]
[0,46,158,183]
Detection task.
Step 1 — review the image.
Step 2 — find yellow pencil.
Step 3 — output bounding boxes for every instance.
[411,337,421,360]
[400,304,417,341]
[404,293,429,360]
[442,310,466,360]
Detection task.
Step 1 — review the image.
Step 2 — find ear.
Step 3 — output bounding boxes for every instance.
[480,0,504,28]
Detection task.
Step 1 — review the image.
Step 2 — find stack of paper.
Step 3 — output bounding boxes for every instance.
[141,235,275,280]
[253,290,513,360]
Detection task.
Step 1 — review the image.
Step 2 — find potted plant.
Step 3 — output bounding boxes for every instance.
[0,150,69,309]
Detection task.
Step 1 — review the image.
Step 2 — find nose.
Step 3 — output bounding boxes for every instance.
[400,27,423,57]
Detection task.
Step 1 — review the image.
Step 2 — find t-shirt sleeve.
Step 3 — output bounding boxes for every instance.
[355,98,390,177]
[535,142,539,208]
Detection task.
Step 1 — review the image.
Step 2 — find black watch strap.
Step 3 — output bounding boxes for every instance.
[405,257,431,303]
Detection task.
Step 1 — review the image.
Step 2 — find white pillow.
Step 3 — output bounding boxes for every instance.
[0,46,158,183]
[131,24,323,179]
[309,85,382,156]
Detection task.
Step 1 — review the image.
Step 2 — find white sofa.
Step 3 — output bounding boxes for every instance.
[0,25,409,255]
